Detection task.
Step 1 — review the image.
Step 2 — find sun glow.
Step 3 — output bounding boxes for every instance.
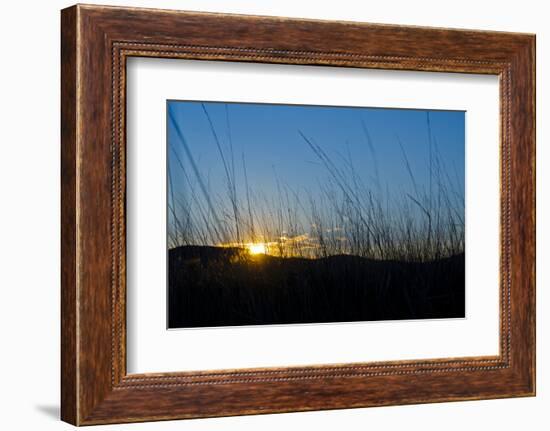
[248,243,267,255]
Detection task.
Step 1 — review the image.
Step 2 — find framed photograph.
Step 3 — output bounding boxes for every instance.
[61,4,535,425]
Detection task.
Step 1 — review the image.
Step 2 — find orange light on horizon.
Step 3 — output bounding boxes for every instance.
[248,243,267,255]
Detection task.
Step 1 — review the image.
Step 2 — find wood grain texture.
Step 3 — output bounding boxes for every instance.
[60,5,78,425]
[60,4,535,425]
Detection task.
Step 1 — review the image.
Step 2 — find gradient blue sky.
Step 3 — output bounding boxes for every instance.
[167,100,464,242]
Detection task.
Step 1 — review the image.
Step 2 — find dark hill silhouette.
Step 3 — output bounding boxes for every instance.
[168,245,465,328]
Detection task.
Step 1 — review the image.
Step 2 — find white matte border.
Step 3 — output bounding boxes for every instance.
[126,58,500,374]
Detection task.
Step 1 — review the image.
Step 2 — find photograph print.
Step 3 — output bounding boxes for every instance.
[167,100,465,329]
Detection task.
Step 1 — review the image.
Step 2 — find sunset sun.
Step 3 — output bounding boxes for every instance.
[248,243,266,255]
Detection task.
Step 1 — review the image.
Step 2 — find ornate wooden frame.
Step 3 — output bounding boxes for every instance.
[61,4,535,425]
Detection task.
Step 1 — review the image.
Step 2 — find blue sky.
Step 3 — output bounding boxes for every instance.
[167,100,464,246]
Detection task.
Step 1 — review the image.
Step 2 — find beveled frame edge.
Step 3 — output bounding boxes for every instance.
[61,4,535,425]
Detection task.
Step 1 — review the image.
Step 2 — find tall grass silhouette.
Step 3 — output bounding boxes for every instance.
[168,103,463,261]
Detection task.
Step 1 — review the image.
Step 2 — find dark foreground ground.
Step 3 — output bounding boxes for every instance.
[168,245,465,328]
